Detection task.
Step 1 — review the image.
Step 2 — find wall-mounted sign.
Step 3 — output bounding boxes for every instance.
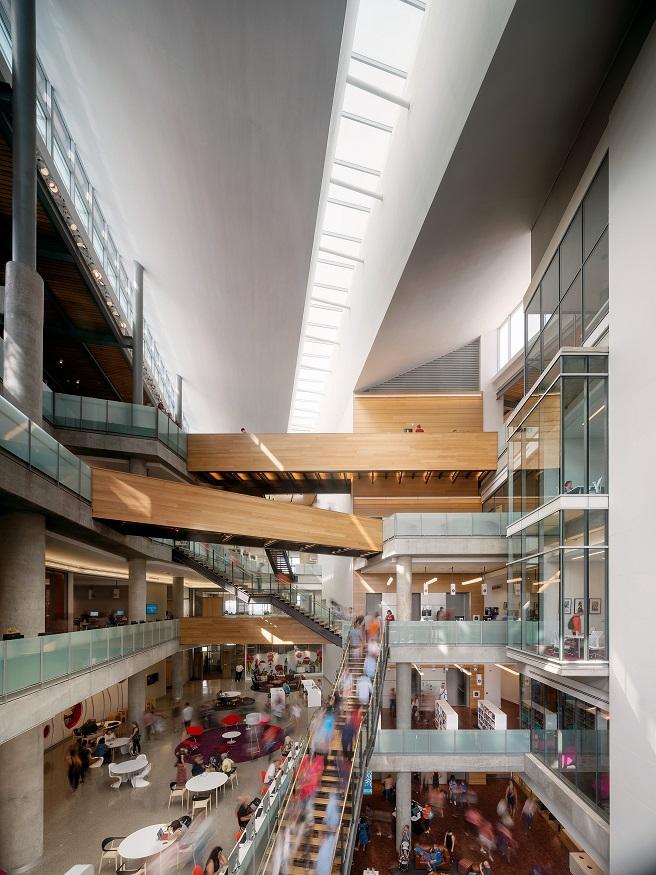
[481,582,488,595]
[363,770,373,795]
[450,583,456,595]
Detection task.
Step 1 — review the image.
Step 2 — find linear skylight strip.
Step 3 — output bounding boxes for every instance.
[314,281,350,293]
[400,0,426,10]
[341,110,393,134]
[346,74,411,109]
[311,298,351,311]
[334,157,382,177]
[304,335,340,346]
[329,177,383,201]
[327,196,372,213]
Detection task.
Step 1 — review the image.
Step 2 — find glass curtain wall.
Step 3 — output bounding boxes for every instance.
[521,677,609,819]
[507,510,608,661]
[507,353,608,519]
[524,156,608,391]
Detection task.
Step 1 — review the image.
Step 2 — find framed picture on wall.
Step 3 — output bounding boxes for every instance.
[472,614,480,621]
[589,598,602,614]
[476,673,483,686]
[472,690,481,699]
[563,598,572,614]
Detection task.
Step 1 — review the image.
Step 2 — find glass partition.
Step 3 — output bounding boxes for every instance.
[388,621,508,646]
[0,392,92,501]
[0,620,179,698]
[383,513,509,540]
[372,729,530,755]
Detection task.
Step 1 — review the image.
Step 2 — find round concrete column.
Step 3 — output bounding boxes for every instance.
[128,670,146,728]
[395,771,412,849]
[0,727,43,871]
[0,511,45,637]
[128,557,147,623]
[172,576,184,618]
[396,556,412,622]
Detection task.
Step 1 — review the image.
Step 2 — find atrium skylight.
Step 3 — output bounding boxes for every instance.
[288,0,427,433]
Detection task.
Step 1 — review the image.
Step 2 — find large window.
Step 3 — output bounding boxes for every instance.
[524,156,608,391]
[508,352,608,517]
[521,679,609,819]
[507,509,608,662]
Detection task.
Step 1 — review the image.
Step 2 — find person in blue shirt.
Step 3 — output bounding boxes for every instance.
[191,755,206,776]
[414,845,444,872]
[356,815,370,851]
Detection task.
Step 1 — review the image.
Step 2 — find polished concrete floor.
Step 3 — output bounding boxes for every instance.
[37,676,317,875]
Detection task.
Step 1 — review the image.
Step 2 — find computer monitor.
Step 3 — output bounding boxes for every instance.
[89,611,99,618]
[146,603,159,615]
[115,609,125,617]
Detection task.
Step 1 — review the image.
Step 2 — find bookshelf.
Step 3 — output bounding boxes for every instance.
[477,699,507,730]
[435,699,458,730]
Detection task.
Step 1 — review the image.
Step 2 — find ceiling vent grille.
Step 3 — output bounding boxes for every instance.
[364,338,480,392]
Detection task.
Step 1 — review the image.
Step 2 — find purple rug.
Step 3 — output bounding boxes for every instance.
[175,721,284,765]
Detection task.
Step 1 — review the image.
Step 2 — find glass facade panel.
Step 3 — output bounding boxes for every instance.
[526,338,541,390]
[582,229,609,337]
[541,254,559,327]
[562,377,585,493]
[560,209,582,295]
[560,273,582,347]
[583,157,609,260]
[526,289,540,346]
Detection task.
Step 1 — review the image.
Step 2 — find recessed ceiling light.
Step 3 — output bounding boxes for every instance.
[39,165,49,177]
[47,180,59,193]
[69,222,78,232]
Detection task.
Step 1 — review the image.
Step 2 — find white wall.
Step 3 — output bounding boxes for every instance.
[480,327,506,453]
[608,23,656,874]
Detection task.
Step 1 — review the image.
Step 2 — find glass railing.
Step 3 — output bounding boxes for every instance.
[389,620,509,645]
[0,620,179,698]
[0,390,92,500]
[0,5,178,416]
[373,729,530,755]
[383,512,509,540]
[173,540,343,633]
[43,387,187,458]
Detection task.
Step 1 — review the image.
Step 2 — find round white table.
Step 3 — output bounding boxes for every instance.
[112,756,147,776]
[223,691,241,700]
[186,771,228,805]
[105,737,131,760]
[118,824,177,864]
[222,730,241,745]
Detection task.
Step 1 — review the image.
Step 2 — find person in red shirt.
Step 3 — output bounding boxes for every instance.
[415,424,425,432]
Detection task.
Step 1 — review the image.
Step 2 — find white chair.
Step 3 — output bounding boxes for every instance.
[191,795,211,818]
[132,753,147,769]
[131,762,152,788]
[169,783,186,807]
[227,769,239,789]
[89,756,104,769]
[108,763,122,790]
[99,836,124,872]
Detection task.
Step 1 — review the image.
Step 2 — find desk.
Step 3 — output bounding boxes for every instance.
[186,771,227,805]
[117,824,177,862]
[222,730,241,745]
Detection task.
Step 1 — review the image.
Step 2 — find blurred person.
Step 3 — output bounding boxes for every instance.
[414,845,445,873]
[364,652,377,679]
[478,818,495,860]
[412,695,420,723]
[95,735,111,765]
[429,785,446,818]
[324,792,340,829]
[464,805,483,838]
[236,796,254,830]
[66,745,82,791]
[264,759,280,785]
[142,708,154,739]
[129,720,141,755]
[521,796,537,830]
[382,773,396,803]
[479,862,493,875]
[420,802,433,834]
[221,752,236,775]
[457,778,468,807]
[444,829,456,856]
[505,779,517,818]
[356,814,370,851]
[448,775,458,805]
[385,608,395,622]
[78,739,90,782]
[203,846,227,875]
[421,771,432,793]
[316,833,337,875]
[350,621,364,657]
[182,701,193,730]
[366,612,381,642]
[271,826,291,875]
[495,821,516,862]
[281,735,293,757]
[390,686,396,718]
[191,755,205,776]
[174,752,188,787]
[341,712,357,762]
[357,673,373,706]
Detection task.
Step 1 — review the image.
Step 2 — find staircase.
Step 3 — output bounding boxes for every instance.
[266,547,297,581]
[260,625,388,875]
[172,540,343,645]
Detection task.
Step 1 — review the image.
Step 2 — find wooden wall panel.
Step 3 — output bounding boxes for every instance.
[353,497,482,517]
[353,394,484,434]
[188,432,497,473]
[352,475,479,499]
[92,469,382,553]
[179,616,326,646]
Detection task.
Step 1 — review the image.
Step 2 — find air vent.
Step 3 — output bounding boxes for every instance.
[365,339,480,392]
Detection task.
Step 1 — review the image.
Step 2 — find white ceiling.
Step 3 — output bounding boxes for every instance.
[36,0,347,431]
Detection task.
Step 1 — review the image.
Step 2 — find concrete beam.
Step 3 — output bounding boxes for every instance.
[390,644,509,664]
[0,639,184,745]
[507,647,609,679]
[522,754,609,873]
[53,428,191,479]
[369,752,526,773]
[381,535,507,563]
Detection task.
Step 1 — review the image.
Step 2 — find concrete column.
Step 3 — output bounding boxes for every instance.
[395,771,412,849]
[171,576,185,701]
[0,512,45,637]
[128,670,146,728]
[128,456,147,476]
[396,556,412,621]
[0,727,43,871]
[66,571,75,631]
[128,557,147,623]
[131,260,144,404]
[172,576,184,618]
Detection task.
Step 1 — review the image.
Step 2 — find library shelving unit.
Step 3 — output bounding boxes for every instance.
[477,699,507,730]
[435,698,459,730]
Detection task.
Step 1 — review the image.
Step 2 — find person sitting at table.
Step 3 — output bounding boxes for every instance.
[95,736,111,765]
[281,736,293,757]
[191,755,206,777]
[221,753,236,775]
[104,727,116,742]
[236,796,254,829]
[167,819,188,839]
[264,759,280,786]
[204,846,227,875]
